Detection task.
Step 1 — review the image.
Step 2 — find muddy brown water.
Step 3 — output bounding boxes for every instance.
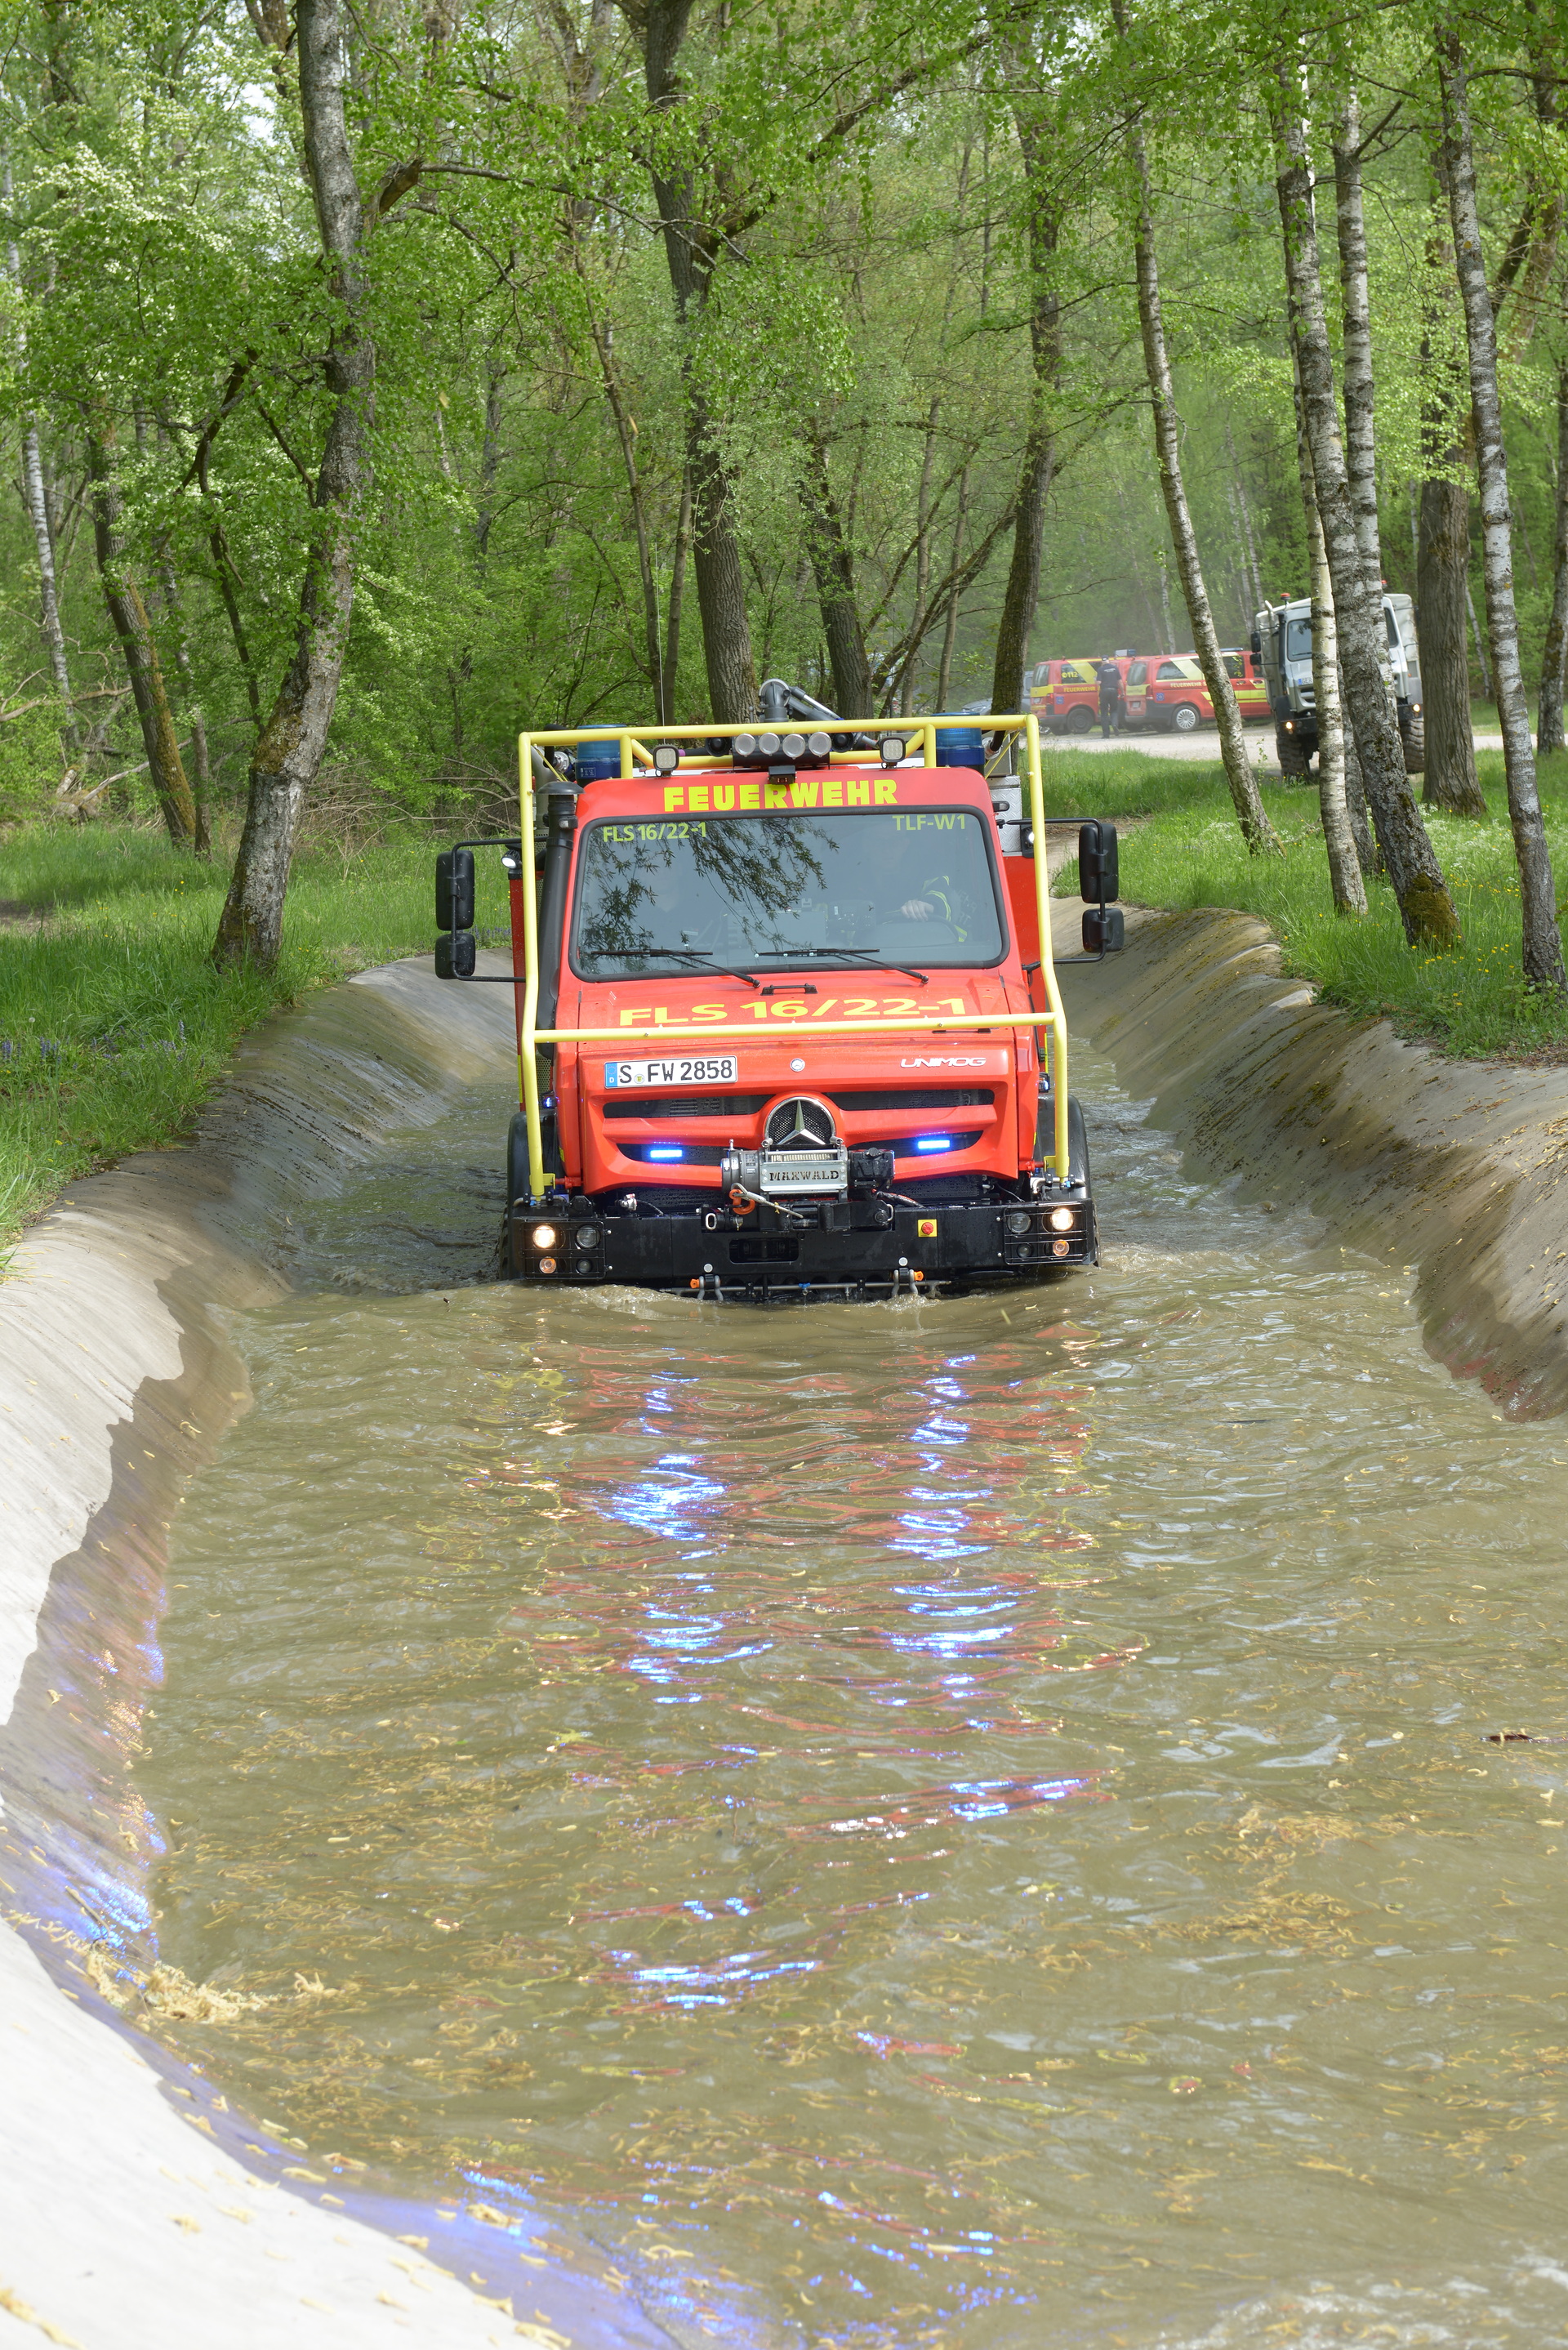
[135,1046,1568,2348]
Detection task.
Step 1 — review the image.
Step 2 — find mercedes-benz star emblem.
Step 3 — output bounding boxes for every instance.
[765,1097,837,1151]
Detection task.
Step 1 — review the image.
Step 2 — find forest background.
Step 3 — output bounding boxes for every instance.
[2,0,1562,859]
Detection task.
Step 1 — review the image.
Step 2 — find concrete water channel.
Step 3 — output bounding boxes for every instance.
[6,916,1568,2348]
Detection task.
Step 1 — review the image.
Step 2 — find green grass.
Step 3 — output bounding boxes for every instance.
[0,823,446,1251]
[1049,747,1568,1061]
[1035,749,1248,822]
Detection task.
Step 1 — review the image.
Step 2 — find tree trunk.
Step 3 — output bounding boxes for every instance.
[1156,551,1175,654]
[1419,477,1486,812]
[800,426,871,716]
[1274,72,1459,945]
[936,466,969,710]
[581,280,662,708]
[1291,363,1365,911]
[1223,418,1267,618]
[84,426,197,845]
[660,466,692,725]
[1467,580,1491,698]
[899,399,941,715]
[213,0,371,970]
[475,359,506,563]
[1539,350,1568,756]
[3,154,74,739]
[1415,167,1484,815]
[1332,96,1382,600]
[1121,97,1277,852]
[1440,25,1564,988]
[158,560,212,855]
[20,426,73,733]
[989,82,1060,717]
[637,0,756,722]
[1339,690,1376,873]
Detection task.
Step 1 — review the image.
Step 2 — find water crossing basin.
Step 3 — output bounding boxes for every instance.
[135,1044,1568,2347]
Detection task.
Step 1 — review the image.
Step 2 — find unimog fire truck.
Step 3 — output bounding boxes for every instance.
[433,702,1122,1300]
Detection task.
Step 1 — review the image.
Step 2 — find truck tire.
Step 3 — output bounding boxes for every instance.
[1067,704,1094,734]
[1171,702,1200,734]
[507,1110,532,1210]
[1276,727,1311,779]
[1036,1093,1092,1190]
[1401,711,1425,774]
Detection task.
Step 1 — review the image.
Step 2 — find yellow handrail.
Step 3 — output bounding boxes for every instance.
[515,712,1067,1198]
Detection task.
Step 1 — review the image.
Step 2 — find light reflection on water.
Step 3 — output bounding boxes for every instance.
[137,1051,1568,2347]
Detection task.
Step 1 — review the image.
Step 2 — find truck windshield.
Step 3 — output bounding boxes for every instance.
[569,808,1007,977]
[1284,616,1313,661]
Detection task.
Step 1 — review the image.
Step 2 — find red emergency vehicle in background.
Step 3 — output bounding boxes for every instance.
[433,710,1124,1301]
[1122,654,1210,731]
[1120,651,1268,731]
[1029,658,1133,733]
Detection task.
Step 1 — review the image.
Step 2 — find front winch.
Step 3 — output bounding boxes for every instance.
[721,1140,849,1201]
[723,1095,851,1202]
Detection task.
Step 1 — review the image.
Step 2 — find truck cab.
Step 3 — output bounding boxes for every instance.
[434,716,1122,1301]
[1254,591,1423,777]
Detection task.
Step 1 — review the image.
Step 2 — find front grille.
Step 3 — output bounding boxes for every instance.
[603,1092,771,1120]
[829,1087,995,1111]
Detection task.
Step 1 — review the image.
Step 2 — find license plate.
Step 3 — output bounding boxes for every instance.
[604,1055,738,1090]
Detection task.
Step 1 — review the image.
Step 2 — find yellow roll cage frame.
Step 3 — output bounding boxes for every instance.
[513,711,1067,1200]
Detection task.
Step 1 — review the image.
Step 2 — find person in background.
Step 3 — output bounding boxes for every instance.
[1095,657,1122,738]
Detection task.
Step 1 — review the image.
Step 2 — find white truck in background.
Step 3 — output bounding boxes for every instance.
[1253,591,1423,779]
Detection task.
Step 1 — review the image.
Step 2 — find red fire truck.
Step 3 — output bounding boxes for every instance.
[434,714,1123,1300]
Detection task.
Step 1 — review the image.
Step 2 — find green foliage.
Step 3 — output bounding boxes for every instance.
[0,0,1562,947]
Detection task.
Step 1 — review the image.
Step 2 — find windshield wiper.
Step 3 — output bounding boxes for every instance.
[613,946,761,989]
[755,947,929,986]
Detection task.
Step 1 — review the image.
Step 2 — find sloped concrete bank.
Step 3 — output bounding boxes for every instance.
[1062,905,1568,1419]
[4,915,1567,2348]
[0,958,686,2350]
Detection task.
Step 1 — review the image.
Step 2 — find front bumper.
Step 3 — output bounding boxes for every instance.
[506,1193,1097,1298]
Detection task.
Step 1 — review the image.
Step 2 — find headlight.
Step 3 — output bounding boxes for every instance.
[1049,1206,1076,1232]
[1004,1209,1032,1236]
[531,1224,558,1249]
[537,1255,558,1274]
[575,1227,599,1251]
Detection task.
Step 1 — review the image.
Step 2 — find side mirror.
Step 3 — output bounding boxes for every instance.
[1250,629,1263,657]
[1083,907,1125,954]
[435,930,476,980]
[1078,819,1119,903]
[436,847,475,931]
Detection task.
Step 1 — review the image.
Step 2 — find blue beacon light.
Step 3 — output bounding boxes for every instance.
[913,1135,955,1155]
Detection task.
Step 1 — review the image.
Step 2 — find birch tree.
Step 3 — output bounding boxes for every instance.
[989,50,1063,716]
[1114,0,1277,853]
[1542,345,1568,756]
[1273,69,1459,948]
[1438,21,1564,991]
[213,0,377,965]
